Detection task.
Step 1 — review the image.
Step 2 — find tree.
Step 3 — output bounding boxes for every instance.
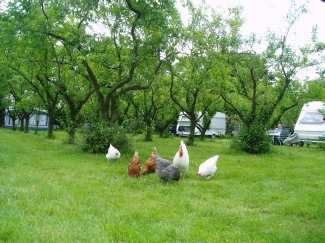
[131,72,179,141]
[154,103,180,138]
[7,59,64,138]
[1,0,67,138]
[131,88,158,141]
[304,79,325,102]
[38,0,180,126]
[1,0,181,143]
[0,71,14,128]
[196,106,223,141]
[55,65,96,144]
[216,2,320,153]
[5,75,38,133]
[169,2,235,145]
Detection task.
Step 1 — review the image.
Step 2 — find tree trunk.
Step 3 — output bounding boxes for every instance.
[68,127,75,144]
[187,133,195,146]
[144,124,153,141]
[67,111,78,144]
[158,130,164,138]
[47,114,54,139]
[187,118,196,146]
[24,111,31,133]
[12,118,17,131]
[34,113,40,135]
[0,107,5,127]
[19,117,25,132]
[110,94,119,125]
[24,116,30,133]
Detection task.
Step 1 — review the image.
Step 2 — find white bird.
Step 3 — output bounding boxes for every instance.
[173,140,190,179]
[197,155,219,180]
[105,144,121,162]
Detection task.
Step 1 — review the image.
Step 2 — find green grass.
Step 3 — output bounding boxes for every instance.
[0,128,324,242]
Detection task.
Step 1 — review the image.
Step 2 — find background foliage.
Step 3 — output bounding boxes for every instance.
[0,0,324,153]
[81,122,133,154]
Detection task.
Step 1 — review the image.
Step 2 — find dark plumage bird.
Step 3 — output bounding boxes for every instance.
[154,155,180,182]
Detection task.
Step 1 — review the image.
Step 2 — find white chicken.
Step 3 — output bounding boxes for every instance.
[197,155,219,180]
[173,140,189,179]
[105,144,121,162]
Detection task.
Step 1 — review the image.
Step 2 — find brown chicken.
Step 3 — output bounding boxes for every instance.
[141,147,158,175]
[128,151,142,178]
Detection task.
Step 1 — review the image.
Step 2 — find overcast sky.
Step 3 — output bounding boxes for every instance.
[178,0,325,79]
[179,0,324,44]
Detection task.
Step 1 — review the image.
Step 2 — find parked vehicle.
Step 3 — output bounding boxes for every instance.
[83,122,93,131]
[294,101,325,143]
[283,133,304,146]
[176,111,226,137]
[4,108,49,131]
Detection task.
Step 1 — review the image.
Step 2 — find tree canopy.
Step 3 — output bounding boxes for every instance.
[0,0,324,153]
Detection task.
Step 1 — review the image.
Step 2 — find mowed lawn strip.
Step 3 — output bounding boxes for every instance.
[0,128,324,242]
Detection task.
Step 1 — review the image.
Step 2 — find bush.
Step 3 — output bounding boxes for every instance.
[316,141,325,150]
[81,122,133,154]
[231,123,270,154]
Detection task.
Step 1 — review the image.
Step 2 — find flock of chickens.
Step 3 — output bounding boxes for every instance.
[105,140,219,182]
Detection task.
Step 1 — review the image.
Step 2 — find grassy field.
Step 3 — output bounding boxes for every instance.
[0,128,324,242]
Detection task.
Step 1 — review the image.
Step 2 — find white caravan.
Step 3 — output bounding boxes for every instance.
[176,111,226,137]
[294,101,325,141]
[4,108,49,131]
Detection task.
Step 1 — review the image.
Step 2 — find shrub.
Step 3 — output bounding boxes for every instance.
[316,141,325,150]
[81,122,133,154]
[231,123,270,154]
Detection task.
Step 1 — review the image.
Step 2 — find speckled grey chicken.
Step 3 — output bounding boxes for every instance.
[154,155,180,183]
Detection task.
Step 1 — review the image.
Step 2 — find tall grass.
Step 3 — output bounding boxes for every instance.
[0,128,324,242]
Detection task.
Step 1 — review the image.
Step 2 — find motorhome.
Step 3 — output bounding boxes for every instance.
[176,111,226,137]
[294,101,325,142]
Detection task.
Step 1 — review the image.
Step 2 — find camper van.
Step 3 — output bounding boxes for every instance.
[294,101,325,142]
[176,111,226,137]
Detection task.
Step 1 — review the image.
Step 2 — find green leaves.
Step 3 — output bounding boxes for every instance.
[0,0,321,153]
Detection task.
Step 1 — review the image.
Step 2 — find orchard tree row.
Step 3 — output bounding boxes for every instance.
[0,0,324,153]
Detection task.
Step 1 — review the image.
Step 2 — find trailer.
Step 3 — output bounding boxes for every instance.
[4,108,49,131]
[176,111,226,137]
[294,101,325,144]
